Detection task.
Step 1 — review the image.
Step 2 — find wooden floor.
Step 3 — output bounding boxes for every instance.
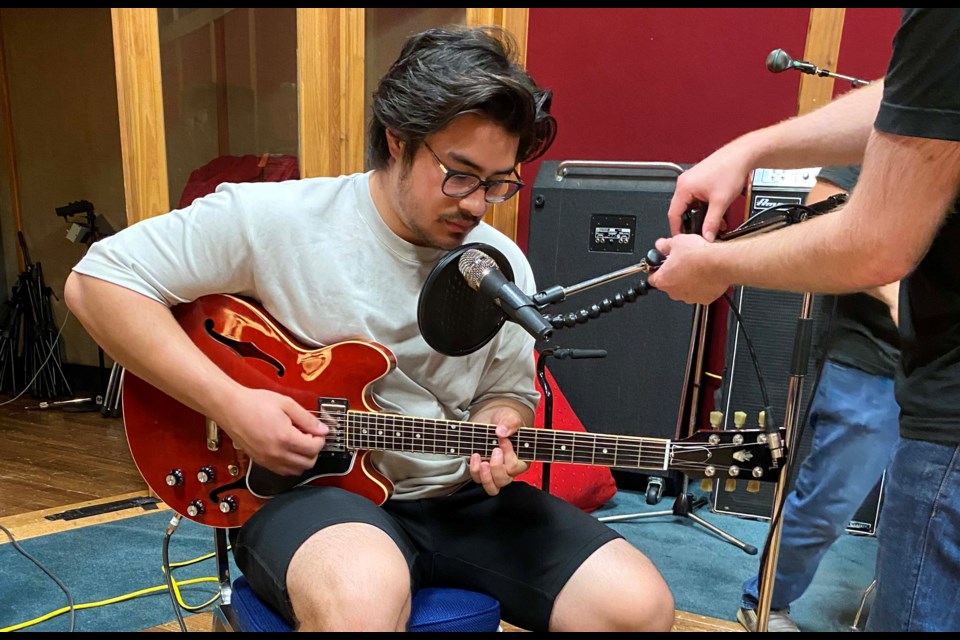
[0,396,743,633]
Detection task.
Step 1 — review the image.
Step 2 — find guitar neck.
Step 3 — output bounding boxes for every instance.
[343,411,671,472]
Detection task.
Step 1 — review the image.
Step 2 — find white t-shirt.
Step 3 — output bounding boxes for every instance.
[74,171,540,499]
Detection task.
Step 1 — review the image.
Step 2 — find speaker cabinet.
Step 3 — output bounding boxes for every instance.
[526,161,702,492]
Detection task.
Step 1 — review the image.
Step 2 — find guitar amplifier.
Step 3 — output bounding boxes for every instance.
[526,160,702,495]
[709,167,885,535]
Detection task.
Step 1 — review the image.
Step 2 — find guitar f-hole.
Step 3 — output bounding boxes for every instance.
[204,318,285,376]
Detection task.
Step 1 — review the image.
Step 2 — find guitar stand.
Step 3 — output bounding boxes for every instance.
[598,476,758,555]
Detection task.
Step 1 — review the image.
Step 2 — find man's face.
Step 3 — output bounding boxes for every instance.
[388,114,520,251]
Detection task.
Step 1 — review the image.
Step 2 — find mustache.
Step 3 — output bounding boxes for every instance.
[441,211,480,225]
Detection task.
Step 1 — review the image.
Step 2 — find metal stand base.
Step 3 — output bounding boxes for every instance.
[599,480,758,555]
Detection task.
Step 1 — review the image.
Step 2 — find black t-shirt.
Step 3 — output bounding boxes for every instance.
[874,8,960,445]
[816,166,900,377]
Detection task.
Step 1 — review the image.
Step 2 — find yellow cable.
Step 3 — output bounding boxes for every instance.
[164,544,231,610]
[0,577,217,632]
[162,566,221,612]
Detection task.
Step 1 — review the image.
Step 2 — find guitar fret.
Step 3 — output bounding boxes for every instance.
[346,411,673,474]
[553,430,574,463]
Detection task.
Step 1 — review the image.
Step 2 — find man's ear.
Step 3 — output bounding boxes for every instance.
[385,128,404,161]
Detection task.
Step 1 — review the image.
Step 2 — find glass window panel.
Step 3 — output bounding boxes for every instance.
[158,8,298,209]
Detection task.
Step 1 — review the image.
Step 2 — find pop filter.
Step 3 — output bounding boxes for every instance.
[418,242,514,356]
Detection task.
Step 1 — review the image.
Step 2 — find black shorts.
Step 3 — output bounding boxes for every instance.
[232,482,622,631]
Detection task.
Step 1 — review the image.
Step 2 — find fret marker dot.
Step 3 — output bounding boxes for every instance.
[602,448,609,454]
[395,432,401,438]
[560,445,567,451]
[377,430,384,435]
[449,448,455,453]
[523,443,530,448]
[415,434,421,439]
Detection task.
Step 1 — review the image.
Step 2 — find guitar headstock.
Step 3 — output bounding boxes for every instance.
[671,426,784,490]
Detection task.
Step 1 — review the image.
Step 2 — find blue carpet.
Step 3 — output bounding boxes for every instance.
[593,487,877,632]
[0,510,237,633]
[1,488,876,632]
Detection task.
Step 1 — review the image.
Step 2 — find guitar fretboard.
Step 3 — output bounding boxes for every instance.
[340,411,671,471]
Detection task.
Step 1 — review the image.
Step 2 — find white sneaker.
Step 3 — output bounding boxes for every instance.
[738,607,801,632]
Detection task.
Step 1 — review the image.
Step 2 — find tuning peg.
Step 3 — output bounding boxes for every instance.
[724,478,737,492]
[710,410,724,428]
[700,479,714,492]
[746,480,761,493]
[734,411,747,429]
[758,410,766,429]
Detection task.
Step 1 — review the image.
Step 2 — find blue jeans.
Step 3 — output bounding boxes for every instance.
[865,437,960,631]
[741,360,900,611]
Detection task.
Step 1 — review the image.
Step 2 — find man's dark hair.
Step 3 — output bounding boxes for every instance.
[367,25,557,170]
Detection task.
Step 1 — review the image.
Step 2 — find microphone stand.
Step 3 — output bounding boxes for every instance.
[755,291,814,633]
[536,347,608,494]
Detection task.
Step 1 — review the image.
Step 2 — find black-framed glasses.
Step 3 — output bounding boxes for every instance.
[424,142,524,204]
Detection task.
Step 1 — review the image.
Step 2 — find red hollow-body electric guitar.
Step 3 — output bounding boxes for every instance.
[122,294,784,528]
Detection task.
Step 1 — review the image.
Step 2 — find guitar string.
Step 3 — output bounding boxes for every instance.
[285,408,767,473]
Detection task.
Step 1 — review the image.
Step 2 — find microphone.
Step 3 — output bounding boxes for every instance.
[766,48,872,87]
[458,249,553,341]
[765,48,816,74]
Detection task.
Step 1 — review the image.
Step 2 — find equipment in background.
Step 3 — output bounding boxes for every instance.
[765,48,874,88]
[711,168,885,536]
[0,232,72,399]
[53,200,122,415]
[526,160,764,553]
[526,161,699,492]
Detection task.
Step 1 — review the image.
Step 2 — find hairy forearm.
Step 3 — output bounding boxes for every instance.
[711,129,960,294]
[738,82,884,171]
[64,273,245,422]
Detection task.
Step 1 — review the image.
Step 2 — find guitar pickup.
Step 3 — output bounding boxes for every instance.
[318,398,348,450]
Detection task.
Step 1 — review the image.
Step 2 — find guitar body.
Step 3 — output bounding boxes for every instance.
[123,293,397,528]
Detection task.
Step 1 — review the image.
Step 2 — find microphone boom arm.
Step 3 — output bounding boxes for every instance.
[531,197,845,331]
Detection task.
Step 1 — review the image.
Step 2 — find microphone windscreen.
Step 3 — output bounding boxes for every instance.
[458,248,497,291]
[418,242,513,356]
[765,48,793,73]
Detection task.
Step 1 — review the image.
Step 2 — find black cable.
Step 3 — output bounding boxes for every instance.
[161,514,188,632]
[723,291,771,411]
[0,522,76,632]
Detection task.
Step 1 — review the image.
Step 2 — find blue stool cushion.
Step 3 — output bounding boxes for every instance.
[230,576,500,632]
[409,587,501,632]
[232,575,292,633]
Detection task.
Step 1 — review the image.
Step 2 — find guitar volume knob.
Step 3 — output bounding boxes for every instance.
[218,496,238,513]
[165,469,184,486]
[186,500,205,517]
[197,466,216,483]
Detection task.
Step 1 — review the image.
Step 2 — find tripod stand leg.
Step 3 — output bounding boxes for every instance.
[685,512,758,555]
[597,478,759,554]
